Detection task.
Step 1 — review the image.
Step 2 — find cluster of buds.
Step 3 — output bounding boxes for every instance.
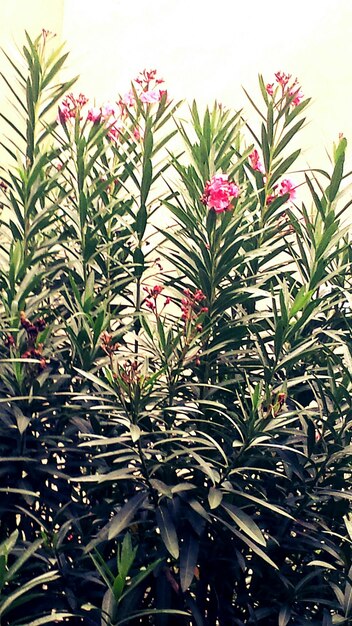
[276,211,295,235]
[21,344,46,371]
[200,174,239,214]
[20,312,46,342]
[4,333,16,348]
[266,72,304,107]
[248,149,265,174]
[42,29,56,40]
[119,359,141,387]
[143,284,171,314]
[132,68,167,104]
[0,180,8,192]
[19,312,47,370]
[101,331,120,356]
[58,93,89,123]
[181,288,208,331]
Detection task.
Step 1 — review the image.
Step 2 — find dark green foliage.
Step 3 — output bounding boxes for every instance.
[0,33,350,626]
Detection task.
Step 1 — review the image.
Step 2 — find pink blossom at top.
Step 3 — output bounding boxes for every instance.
[279,178,296,200]
[132,69,168,104]
[249,149,265,174]
[58,93,89,123]
[201,174,239,213]
[140,90,162,104]
[134,69,164,89]
[267,72,304,108]
[275,71,292,87]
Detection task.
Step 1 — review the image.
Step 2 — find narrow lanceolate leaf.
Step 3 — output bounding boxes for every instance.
[116,609,190,625]
[84,492,147,552]
[278,605,291,626]
[108,492,148,541]
[180,532,200,592]
[15,614,76,626]
[0,571,61,617]
[222,502,266,546]
[156,504,179,559]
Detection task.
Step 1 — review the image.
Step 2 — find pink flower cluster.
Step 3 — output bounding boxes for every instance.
[134,68,167,104]
[58,69,167,143]
[266,71,304,107]
[58,93,89,123]
[249,149,265,174]
[201,174,239,213]
[181,288,208,331]
[267,178,296,205]
[87,102,124,141]
[143,285,171,313]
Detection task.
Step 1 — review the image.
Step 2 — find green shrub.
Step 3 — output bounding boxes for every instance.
[0,32,350,626]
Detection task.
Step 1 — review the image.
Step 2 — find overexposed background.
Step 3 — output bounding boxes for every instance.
[1,0,352,170]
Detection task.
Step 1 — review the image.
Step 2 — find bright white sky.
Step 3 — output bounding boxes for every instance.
[1,0,352,171]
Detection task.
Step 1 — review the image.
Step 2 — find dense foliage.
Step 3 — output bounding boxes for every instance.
[0,31,351,626]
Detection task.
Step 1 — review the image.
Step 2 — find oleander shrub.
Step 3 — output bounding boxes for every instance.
[0,31,351,626]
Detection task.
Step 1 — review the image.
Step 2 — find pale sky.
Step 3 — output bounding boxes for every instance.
[1,0,352,171]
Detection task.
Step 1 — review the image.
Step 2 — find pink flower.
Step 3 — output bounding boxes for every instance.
[134,69,164,89]
[266,193,276,206]
[107,122,122,142]
[58,105,71,123]
[266,83,274,96]
[279,178,296,200]
[201,174,239,213]
[249,149,265,174]
[58,93,89,124]
[97,102,123,142]
[275,71,292,87]
[122,91,136,106]
[140,90,162,104]
[101,102,119,119]
[87,106,101,123]
[268,72,304,108]
[289,86,304,107]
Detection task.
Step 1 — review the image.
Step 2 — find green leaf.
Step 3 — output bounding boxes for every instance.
[15,615,76,626]
[261,123,270,171]
[133,247,145,278]
[179,532,199,592]
[327,137,347,201]
[208,487,223,510]
[222,502,266,546]
[84,492,147,552]
[156,504,179,559]
[141,159,152,206]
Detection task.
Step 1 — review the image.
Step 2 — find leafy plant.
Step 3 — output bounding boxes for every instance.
[0,33,350,626]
